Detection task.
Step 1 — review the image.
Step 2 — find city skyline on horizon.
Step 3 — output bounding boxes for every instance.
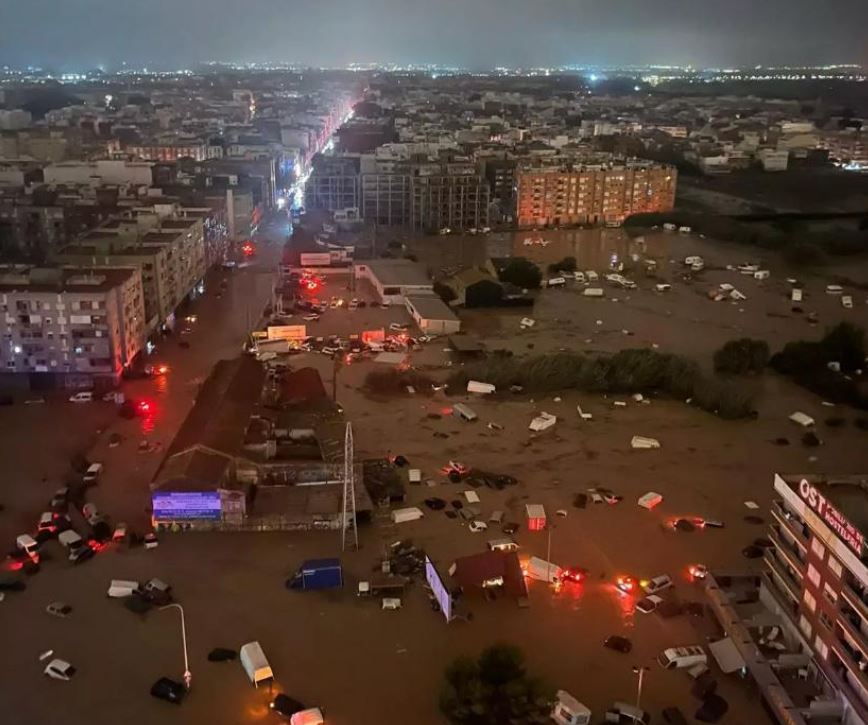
[1,0,867,73]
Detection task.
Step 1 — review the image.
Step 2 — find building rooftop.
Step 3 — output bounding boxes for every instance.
[363,259,431,287]
[0,265,136,294]
[405,293,459,322]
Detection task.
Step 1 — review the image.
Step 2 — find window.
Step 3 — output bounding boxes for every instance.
[828,557,843,579]
[803,589,817,613]
[807,564,821,588]
[811,538,826,560]
[819,611,833,631]
[822,582,838,606]
[814,636,829,660]
[799,614,812,639]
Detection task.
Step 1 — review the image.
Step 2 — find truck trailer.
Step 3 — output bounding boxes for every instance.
[286,558,343,591]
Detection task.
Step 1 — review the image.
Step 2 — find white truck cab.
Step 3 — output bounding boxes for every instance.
[657,645,707,670]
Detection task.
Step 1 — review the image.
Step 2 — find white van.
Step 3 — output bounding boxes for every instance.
[107,580,139,598]
[657,645,707,670]
[573,271,586,283]
[583,288,605,298]
[551,690,591,725]
[240,641,274,687]
[16,534,39,557]
[487,538,519,552]
[546,277,567,288]
[585,271,599,282]
[83,463,103,485]
[525,556,562,583]
[68,391,93,403]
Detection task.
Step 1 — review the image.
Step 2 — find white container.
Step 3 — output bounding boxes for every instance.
[391,507,424,524]
[467,380,495,394]
[240,641,274,687]
[107,580,139,598]
[638,492,663,509]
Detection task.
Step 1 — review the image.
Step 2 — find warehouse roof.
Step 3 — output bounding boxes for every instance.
[405,294,459,322]
[362,259,431,287]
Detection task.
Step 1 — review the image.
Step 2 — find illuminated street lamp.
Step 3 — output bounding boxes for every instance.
[160,604,191,689]
[632,665,649,711]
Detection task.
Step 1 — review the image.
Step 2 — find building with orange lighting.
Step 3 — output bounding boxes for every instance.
[762,474,868,725]
[515,158,677,228]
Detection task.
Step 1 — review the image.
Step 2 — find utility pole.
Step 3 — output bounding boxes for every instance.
[332,353,342,402]
[546,521,553,584]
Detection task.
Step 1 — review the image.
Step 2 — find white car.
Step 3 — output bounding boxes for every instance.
[642,574,674,595]
[68,392,93,403]
[303,314,320,322]
[389,323,409,332]
[469,520,488,533]
[635,595,664,614]
[44,659,76,681]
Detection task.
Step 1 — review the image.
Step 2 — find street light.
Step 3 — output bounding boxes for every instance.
[632,665,649,711]
[160,603,191,690]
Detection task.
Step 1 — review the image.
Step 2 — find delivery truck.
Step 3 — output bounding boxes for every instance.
[240,641,274,687]
[525,556,563,583]
[286,558,343,591]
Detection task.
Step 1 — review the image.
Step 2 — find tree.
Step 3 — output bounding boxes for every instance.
[439,644,553,725]
[713,338,770,375]
[547,256,577,274]
[433,281,457,304]
[498,258,542,289]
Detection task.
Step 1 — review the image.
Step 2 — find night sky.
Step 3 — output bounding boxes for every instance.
[1,0,867,70]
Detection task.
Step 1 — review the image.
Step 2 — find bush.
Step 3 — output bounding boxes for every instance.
[713,338,770,375]
[365,369,435,395]
[547,256,577,274]
[433,281,457,304]
[498,258,542,289]
[449,348,755,419]
[770,323,868,409]
[439,644,553,725]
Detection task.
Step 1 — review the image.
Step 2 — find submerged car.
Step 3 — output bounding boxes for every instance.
[604,635,633,653]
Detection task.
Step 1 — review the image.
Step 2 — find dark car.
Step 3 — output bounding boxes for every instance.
[69,543,95,565]
[150,677,186,705]
[662,708,688,725]
[424,498,446,511]
[695,694,728,723]
[0,575,26,592]
[604,635,633,653]
[271,694,306,717]
[502,522,519,535]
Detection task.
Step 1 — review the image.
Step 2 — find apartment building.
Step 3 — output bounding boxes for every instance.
[43,159,154,187]
[410,161,490,232]
[55,216,206,332]
[306,155,361,212]
[821,131,867,168]
[763,474,868,725]
[126,141,211,162]
[515,159,677,227]
[0,265,145,386]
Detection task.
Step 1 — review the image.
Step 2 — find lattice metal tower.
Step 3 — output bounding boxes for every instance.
[341,422,358,551]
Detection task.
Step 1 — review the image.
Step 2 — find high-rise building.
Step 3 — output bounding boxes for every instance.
[0,265,145,385]
[762,474,868,725]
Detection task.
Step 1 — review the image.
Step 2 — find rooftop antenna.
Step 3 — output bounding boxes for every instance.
[341,422,358,551]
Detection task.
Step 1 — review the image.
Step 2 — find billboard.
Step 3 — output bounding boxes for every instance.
[267,325,307,341]
[798,479,865,555]
[424,555,453,622]
[300,252,332,267]
[152,491,222,521]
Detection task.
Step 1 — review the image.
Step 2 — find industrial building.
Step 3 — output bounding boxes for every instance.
[404,294,461,334]
[354,259,433,305]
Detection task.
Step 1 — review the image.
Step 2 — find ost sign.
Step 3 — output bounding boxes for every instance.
[798,480,865,555]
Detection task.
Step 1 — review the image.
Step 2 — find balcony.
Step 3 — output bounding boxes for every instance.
[838,606,868,658]
[771,500,809,545]
[764,555,803,605]
[842,580,868,624]
[769,528,808,575]
[829,637,868,716]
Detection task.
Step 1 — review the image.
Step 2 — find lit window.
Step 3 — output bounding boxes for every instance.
[827,557,843,579]
[799,615,812,639]
[822,583,838,606]
[811,538,825,560]
[807,564,821,588]
[803,589,817,613]
[814,636,829,660]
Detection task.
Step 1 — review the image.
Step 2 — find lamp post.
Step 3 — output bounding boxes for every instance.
[632,665,649,711]
[160,604,191,689]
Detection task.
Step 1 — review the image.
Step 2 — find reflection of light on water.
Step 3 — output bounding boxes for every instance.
[245,685,281,721]
[611,584,637,626]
